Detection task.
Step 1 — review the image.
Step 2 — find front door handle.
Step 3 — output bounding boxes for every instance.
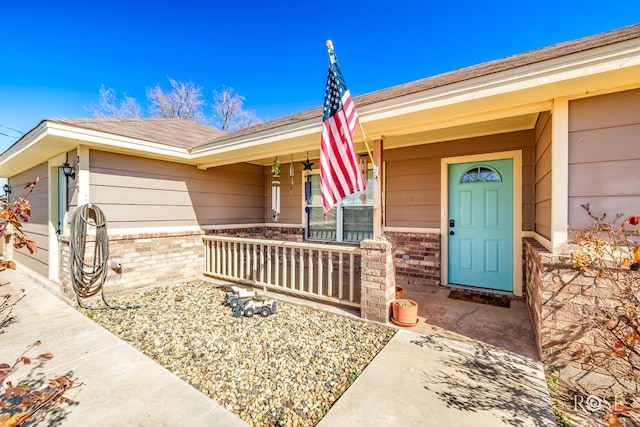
[449,231,455,235]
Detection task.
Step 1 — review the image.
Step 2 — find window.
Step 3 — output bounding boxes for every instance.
[305,170,374,242]
[460,166,501,183]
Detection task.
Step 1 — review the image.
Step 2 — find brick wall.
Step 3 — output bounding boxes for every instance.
[207,226,304,242]
[60,231,204,302]
[385,231,440,286]
[264,227,304,242]
[207,227,264,239]
[523,238,615,374]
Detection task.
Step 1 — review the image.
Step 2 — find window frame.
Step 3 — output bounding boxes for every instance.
[460,165,502,183]
[304,169,374,243]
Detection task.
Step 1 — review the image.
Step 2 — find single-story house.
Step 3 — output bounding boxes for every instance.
[1,24,639,370]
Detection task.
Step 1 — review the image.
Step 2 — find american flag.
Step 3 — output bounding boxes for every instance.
[320,47,365,213]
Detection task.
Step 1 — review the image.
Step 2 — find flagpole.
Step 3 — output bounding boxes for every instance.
[326,40,376,170]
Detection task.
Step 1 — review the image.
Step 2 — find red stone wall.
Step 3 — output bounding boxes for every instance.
[264,227,304,242]
[523,238,548,358]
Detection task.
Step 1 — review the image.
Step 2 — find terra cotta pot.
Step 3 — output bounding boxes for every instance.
[391,298,418,326]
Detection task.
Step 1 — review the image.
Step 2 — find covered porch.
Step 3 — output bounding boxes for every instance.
[199,123,539,325]
[191,30,640,328]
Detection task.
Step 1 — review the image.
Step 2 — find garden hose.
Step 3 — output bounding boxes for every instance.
[69,203,140,310]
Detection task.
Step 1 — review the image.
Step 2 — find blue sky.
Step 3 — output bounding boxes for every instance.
[0,1,638,152]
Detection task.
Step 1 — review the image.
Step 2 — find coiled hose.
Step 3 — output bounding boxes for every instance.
[69,204,139,310]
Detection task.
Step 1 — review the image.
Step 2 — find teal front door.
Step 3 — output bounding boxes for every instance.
[448,159,513,292]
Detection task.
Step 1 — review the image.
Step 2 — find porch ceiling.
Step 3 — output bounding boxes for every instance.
[192,106,546,169]
[381,113,540,150]
[242,112,541,167]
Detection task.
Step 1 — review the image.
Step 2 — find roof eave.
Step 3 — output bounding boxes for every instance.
[191,36,640,169]
[0,121,194,177]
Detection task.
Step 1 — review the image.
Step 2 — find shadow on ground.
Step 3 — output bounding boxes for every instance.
[0,358,77,427]
[411,329,554,427]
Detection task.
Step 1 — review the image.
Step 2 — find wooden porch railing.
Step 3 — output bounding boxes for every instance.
[202,235,361,308]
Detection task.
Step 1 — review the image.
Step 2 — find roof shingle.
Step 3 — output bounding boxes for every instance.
[211,23,640,144]
[50,118,226,149]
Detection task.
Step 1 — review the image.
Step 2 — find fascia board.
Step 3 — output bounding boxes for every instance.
[0,121,195,177]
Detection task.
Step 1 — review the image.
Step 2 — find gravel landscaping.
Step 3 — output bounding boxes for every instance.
[81,279,395,426]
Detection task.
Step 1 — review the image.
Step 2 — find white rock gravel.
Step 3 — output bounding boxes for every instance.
[81,280,394,426]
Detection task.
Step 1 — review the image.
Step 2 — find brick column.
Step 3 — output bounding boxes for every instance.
[360,239,396,323]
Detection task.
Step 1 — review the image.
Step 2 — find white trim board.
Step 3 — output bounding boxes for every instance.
[383,227,440,234]
[201,223,304,231]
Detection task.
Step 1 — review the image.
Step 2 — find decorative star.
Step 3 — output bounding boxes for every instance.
[302,159,314,171]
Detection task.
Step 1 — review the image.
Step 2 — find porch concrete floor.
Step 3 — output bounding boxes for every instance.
[399,284,540,360]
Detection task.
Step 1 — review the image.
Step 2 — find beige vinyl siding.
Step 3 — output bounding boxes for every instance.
[89,150,264,229]
[264,161,303,224]
[384,130,535,229]
[568,89,640,229]
[534,112,552,240]
[9,162,49,276]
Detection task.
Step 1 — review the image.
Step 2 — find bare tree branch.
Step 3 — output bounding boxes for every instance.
[87,85,142,118]
[87,81,261,131]
[146,77,206,123]
[212,86,261,131]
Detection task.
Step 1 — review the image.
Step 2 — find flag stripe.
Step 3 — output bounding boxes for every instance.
[320,56,365,214]
[321,118,360,209]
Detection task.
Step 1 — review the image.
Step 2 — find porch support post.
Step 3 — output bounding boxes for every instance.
[551,98,569,251]
[360,239,396,323]
[373,139,383,239]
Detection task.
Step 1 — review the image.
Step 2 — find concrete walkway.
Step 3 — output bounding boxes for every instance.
[0,269,248,427]
[0,268,556,426]
[319,326,556,427]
